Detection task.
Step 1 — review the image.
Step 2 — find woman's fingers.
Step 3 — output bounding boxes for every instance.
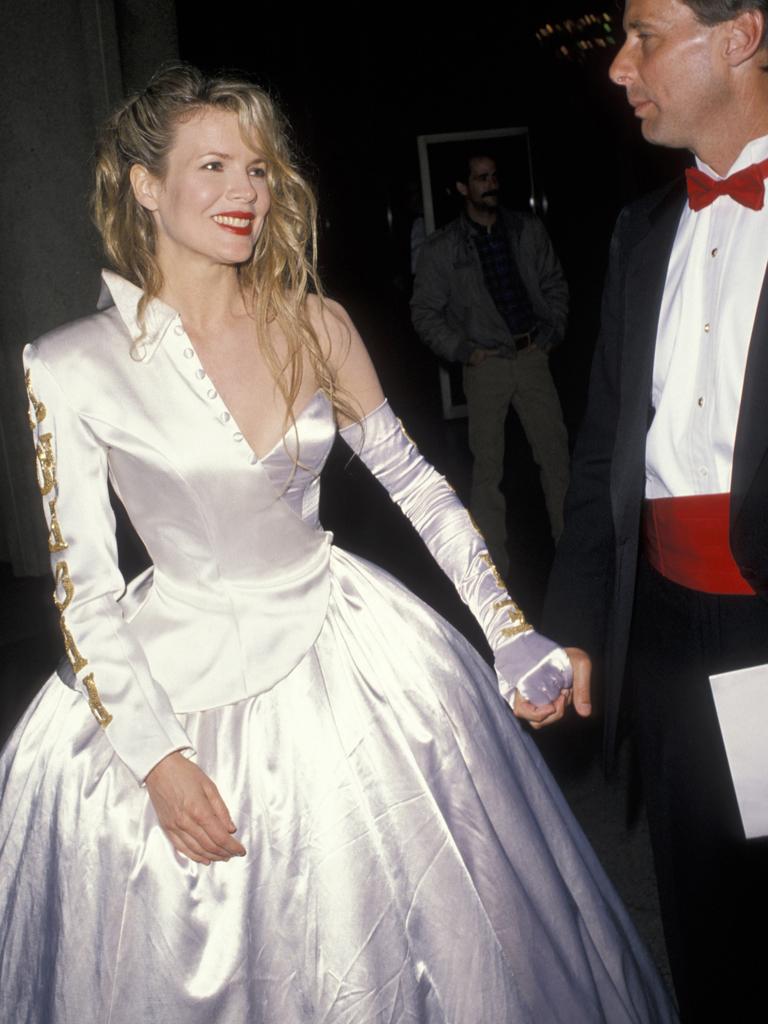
[168,830,214,865]
[513,690,568,729]
[146,753,246,864]
[186,810,245,860]
[204,783,247,856]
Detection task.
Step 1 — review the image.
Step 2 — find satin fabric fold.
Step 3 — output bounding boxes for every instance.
[2,547,675,1022]
[2,274,677,1021]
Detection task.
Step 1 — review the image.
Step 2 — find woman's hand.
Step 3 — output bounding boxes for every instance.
[145,752,246,865]
[512,647,592,730]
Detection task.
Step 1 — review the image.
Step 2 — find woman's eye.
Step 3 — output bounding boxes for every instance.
[249,166,267,178]
[203,161,223,171]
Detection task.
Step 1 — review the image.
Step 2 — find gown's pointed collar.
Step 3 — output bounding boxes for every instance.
[98,270,180,361]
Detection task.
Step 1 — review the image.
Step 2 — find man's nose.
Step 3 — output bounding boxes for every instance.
[609,41,634,87]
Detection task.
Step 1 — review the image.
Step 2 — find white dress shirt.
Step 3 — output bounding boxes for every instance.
[645,134,768,499]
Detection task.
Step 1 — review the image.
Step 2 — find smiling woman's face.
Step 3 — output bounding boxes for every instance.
[132,106,271,271]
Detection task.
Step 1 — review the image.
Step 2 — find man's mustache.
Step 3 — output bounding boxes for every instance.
[482,190,499,198]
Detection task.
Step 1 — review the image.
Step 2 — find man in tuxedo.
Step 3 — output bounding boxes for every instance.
[543,1,768,1018]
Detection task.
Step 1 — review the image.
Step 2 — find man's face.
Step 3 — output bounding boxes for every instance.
[609,0,730,155]
[457,157,499,214]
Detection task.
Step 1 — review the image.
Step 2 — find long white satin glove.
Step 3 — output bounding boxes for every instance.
[340,401,573,705]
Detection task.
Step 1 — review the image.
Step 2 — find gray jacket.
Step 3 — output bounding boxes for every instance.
[410,209,569,363]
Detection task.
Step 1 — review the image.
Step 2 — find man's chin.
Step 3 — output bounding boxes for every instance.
[639,117,680,150]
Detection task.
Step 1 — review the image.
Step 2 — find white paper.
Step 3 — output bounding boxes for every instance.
[709,663,768,839]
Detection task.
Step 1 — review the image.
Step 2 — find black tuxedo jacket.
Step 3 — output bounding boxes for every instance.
[542,178,768,763]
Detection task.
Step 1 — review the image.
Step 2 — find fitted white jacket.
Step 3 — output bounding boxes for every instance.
[24,271,333,784]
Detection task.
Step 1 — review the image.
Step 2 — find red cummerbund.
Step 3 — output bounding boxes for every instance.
[642,493,755,595]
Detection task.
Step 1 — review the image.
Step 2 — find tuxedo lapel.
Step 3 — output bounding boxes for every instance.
[731,264,768,522]
[611,181,686,527]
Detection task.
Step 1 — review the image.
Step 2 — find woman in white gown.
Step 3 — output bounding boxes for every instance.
[0,65,677,1023]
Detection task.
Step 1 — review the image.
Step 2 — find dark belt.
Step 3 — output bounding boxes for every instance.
[511,331,534,352]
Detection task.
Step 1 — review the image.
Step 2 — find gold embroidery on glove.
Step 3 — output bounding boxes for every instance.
[468,511,485,538]
[84,674,112,728]
[500,614,532,640]
[47,498,68,552]
[480,552,506,590]
[53,560,74,612]
[35,433,56,496]
[397,418,419,448]
[24,370,47,429]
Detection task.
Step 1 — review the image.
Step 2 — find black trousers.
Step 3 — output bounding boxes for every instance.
[628,558,768,1023]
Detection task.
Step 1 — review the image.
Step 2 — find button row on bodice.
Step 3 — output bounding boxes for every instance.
[171,316,255,459]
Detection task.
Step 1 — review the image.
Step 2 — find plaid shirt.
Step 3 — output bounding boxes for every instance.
[471,216,535,338]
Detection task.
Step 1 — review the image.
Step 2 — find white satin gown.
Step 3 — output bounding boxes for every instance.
[0,273,677,1023]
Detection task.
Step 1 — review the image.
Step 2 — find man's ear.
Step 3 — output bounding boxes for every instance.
[721,10,766,68]
[456,180,468,198]
[130,164,161,212]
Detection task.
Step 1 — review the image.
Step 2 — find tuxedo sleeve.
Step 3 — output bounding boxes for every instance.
[23,343,194,785]
[541,210,629,656]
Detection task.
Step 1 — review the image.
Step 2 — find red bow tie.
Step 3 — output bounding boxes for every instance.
[686,157,768,212]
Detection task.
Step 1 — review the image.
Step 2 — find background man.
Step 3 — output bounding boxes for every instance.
[411,154,569,579]
[543,2,768,1019]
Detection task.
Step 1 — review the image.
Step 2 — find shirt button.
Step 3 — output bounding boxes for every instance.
[699,467,709,478]
[219,411,231,424]
[183,348,194,358]
[174,324,184,336]
[233,432,244,443]
[195,368,206,380]
[698,396,705,407]
[711,248,718,258]
[704,323,711,333]
[207,388,218,399]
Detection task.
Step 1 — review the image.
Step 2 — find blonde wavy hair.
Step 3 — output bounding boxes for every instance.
[92,63,357,428]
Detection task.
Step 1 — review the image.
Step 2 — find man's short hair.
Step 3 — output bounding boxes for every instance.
[454,151,497,186]
[683,0,768,43]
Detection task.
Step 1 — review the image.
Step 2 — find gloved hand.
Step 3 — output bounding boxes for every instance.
[340,401,572,707]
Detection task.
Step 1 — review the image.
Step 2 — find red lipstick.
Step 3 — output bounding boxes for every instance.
[212,211,255,236]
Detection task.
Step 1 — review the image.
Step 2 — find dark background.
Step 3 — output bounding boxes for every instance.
[177,1,689,421]
[0,0,694,982]
[174,2,692,606]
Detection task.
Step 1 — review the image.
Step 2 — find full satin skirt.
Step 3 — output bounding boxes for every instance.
[0,549,676,1023]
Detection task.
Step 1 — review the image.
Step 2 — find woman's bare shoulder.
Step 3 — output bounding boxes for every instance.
[304,295,384,415]
[305,294,370,374]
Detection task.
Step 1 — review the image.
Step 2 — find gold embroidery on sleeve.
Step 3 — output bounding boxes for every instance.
[25,370,47,428]
[59,618,89,674]
[53,560,74,612]
[47,498,68,552]
[35,433,56,495]
[84,675,113,728]
[26,375,111,727]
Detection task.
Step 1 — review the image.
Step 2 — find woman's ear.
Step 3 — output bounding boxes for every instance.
[130,164,160,212]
